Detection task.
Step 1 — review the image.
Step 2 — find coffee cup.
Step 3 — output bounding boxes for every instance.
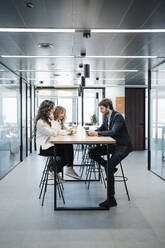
[71,125,77,134]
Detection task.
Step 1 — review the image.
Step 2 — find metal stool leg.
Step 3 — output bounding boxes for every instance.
[39,157,50,199]
[41,164,50,206]
[57,182,65,204]
[39,156,65,206]
[119,162,130,201]
[39,157,49,187]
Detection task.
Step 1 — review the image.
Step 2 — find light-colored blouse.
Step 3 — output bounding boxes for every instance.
[36,119,69,154]
[51,120,68,136]
[36,119,57,154]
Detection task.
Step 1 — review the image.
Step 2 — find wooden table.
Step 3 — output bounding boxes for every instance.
[50,129,116,210]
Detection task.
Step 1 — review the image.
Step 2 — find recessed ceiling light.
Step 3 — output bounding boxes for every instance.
[0,78,17,80]
[152,79,165,81]
[1,55,74,58]
[1,55,158,59]
[0,28,75,33]
[86,56,157,59]
[26,2,35,8]
[1,28,165,33]
[28,77,72,81]
[91,69,138,72]
[17,69,75,73]
[91,29,165,33]
[94,78,125,81]
[38,43,54,48]
[53,74,61,77]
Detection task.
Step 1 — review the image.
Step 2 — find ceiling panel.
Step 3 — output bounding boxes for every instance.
[0,0,165,86]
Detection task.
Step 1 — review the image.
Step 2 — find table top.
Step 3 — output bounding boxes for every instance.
[50,128,116,145]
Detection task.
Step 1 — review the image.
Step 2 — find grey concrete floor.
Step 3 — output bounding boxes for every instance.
[0,151,165,248]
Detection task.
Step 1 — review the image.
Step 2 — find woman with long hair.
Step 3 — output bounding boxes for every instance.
[52,106,80,179]
[35,100,64,181]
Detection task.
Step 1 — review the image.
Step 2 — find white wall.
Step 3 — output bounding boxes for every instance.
[105,86,125,111]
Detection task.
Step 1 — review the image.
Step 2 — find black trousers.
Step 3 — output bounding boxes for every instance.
[40,144,74,173]
[55,144,74,167]
[88,145,123,198]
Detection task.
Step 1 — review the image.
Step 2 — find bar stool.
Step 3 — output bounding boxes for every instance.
[80,145,99,178]
[85,159,106,189]
[81,146,106,188]
[84,156,130,201]
[115,162,130,201]
[39,155,65,206]
[101,154,130,201]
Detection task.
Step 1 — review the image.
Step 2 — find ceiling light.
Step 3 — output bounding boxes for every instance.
[91,29,165,33]
[28,77,72,81]
[152,79,165,81]
[38,43,54,48]
[1,55,157,59]
[1,55,74,58]
[95,78,125,81]
[86,56,157,59]
[26,2,35,8]
[17,69,74,72]
[1,28,165,34]
[91,69,138,72]
[0,28,75,33]
[0,78,17,80]
[0,83,18,86]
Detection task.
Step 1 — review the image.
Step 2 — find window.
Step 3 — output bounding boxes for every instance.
[3,97,17,123]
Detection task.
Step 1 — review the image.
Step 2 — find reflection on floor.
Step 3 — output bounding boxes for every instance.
[151,145,165,180]
[0,151,165,248]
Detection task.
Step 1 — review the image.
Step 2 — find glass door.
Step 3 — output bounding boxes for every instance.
[150,70,165,179]
[0,77,21,179]
[82,88,105,126]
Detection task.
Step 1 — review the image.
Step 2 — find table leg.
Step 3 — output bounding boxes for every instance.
[106,144,110,202]
[162,127,165,160]
[53,145,57,210]
[53,143,109,211]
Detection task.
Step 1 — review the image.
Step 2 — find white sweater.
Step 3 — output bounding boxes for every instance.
[36,119,57,154]
[36,119,68,154]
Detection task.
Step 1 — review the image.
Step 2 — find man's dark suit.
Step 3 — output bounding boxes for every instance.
[89,110,132,198]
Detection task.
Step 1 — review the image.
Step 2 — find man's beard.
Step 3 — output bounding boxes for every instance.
[105,109,110,115]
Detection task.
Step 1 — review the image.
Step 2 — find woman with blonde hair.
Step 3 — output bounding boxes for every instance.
[52,106,80,179]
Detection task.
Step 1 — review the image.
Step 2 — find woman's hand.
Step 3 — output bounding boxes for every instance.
[68,129,74,135]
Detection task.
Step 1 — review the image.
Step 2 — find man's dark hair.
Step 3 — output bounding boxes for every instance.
[98,98,113,110]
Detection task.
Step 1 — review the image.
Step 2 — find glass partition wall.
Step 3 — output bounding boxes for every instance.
[150,69,165,179]
[0,64,35,179]
[0,66,21,179]
[37,88,78,125]
[36,87,105,126]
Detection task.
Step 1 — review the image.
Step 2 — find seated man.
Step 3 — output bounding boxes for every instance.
[88,98,132,209]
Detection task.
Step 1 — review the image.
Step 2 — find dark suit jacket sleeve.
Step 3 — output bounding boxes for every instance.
[97,114,124,138]
[96,116,106,131]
